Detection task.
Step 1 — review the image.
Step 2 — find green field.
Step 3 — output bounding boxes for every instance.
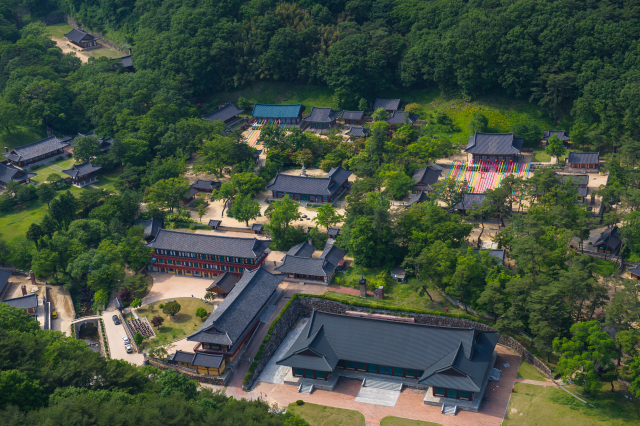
[328,265,465,315]
[504,382,640,426]
[30,157,75,183]
[380,417,440,426]
[42,22,74,38]
[135,297,213,347]
[516,361,550,382]
[287,402,365,426]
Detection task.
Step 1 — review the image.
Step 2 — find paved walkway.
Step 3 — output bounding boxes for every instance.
[326,285,374,297]
[514,379,554,386]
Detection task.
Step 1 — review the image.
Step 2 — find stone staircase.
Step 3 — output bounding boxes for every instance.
[298,383,314,394]
[363,378,403,392]
[442,404,458,415]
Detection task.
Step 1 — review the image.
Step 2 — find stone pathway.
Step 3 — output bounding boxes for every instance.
[514,379,554,386]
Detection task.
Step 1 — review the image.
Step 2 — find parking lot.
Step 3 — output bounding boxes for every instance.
[101,298,144,365]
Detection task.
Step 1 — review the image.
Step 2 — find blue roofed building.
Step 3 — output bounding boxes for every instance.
[252,104,304,124]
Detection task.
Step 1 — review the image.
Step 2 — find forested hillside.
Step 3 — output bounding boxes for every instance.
[43,0,640,148]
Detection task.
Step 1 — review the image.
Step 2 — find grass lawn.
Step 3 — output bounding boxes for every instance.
[0,126,47,151]
[532,149,551,162]
[92,169,122,192]
[380,417,440,426]
[503,382,640,426]
[30,157,75,183]
[516,361,550,381]
[591,258,619,277]
[328,265,466,316]
[135,297,213,347]
[42,23,74,38]
[287,402,365,426]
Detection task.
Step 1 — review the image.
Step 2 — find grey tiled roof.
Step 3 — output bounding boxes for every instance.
[275,255,334,277]
[628,264,640,275]
[145,229,271,259]
[251,224,263,231]
[208,220,221,228]
[558,174,588,186]
[412,166,441,190]
[577,187,588,197]
[373,98,401,111]
[168,350,196,363]
[119,55,133,68]
[342,111,364,120]
[408,192,430,205]
[286,242,316,258]
[64,28,96,43]
[3,293,38,310]
[543,130,569,141]
[252,104,303,118]
[304,107,342,123]
[453,193,486,211]
[320,245,345,266]
[3,136,69,162]
[184,187,199,200]
[188,267,284,346]
[61,161,101,178]
[568,152,599,164]
[386,111,418,124]
[595,226,621,251]
[466,133,523,155]
[327,228,340,237]
[192,352,224,368]
[133,218,163,239]
[476,248,505,263]
[266,166,352,196]
[0,163,35,184]
[206,271,239,293]
[345,126,370,137]
[202,103,244,123]
[191,179,220,191]
[277,310,498,392]
[0,269,10,296]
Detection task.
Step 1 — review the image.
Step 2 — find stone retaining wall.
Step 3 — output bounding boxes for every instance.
[243,296,553,389]
[144,355,231,386]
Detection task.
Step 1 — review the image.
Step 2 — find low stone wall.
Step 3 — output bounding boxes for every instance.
[144,355,231,386]
[243,295,554,389]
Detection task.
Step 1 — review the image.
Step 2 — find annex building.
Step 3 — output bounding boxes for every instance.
[145,229,271,277]
[266,165,352,204]
[277,310,499,412]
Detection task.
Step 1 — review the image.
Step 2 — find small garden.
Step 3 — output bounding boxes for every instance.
[133,297,213,348]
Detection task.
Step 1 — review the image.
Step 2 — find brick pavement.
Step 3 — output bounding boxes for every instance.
[252,346,521,426]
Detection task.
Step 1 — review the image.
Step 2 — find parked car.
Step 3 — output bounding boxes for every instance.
[51,310,58,319]
[112,315,121,325]
[122,336,130,344]
[125,344,132,353]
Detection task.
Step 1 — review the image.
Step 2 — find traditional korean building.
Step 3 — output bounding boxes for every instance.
[0,269,11,298]
[266,165,352,204]
[117,55,134,72]
[205,272,240,298]
[453,193,486,215]
[304,107,342,129]
[465,133,523,162]
[412,165,442,193]
[187,267,283,366]
[541,130,569,146]
[342,111,364,125]
[568,152,599,171]
[275,243,345,284]
[3,293,38,315]
[407,192,430,206]
[203,102,244,125]
[595,226,622,255]
[252,104,304,124]
[373,98,401,112]
[183,179,221,204]
[133,218,163,242]
[0,163,36,187]
[61,161,102,187]
[628,264,640,280]
[145,229,271,277]
[3,136,69,167]
[558,174,589,203]
[345,126,370,139]
[63,28,99,48]
[476,248,506,265]
[66,131,114,155]
[386,111,418,126]
[277,310,499,412]
[167,350,225,376]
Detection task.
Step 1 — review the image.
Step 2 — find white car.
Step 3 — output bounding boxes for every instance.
[125,344,132,353]
[122,336,130,344]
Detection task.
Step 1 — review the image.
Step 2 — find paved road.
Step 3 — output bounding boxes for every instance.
[101,299,144,365]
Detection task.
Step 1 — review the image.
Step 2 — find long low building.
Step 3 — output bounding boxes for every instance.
[145,229,271,277]
[3,136,70,167]
[252,103,304,124]
[266,165,352,204]
[275,242,345,284]
[277,310,499,412]
[187,267,284,368]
